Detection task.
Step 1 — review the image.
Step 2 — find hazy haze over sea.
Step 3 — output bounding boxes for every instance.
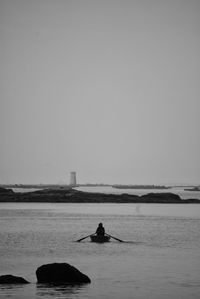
[1,0,200,185]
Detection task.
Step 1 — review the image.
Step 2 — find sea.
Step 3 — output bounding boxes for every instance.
[0,186,200,299]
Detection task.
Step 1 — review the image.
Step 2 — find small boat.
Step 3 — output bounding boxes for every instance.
[90,235,110,243]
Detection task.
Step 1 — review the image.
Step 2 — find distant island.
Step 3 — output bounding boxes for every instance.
[0,183,171,190]
[0,187,199,203]
[112,184,171,189]
[184,187,200,191]
[0,183,111,189]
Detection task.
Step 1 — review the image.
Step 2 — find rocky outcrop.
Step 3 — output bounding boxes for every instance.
[0,187,16,201]
[0,275,29,284]
[0,187,14,194]
[0,187,199,203]
[36,263,91,284]
[140,192,182,203]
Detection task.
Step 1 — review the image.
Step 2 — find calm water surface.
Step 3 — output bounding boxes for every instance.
[0,203,200,299]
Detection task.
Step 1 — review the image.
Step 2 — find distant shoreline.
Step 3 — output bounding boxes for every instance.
[184,187,200,192]
[0,187,199,203]
[112,184,171,190]
[0,183,198,190]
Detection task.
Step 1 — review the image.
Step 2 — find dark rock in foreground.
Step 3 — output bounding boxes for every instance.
[36,263,91,284]
[0,275,29,284]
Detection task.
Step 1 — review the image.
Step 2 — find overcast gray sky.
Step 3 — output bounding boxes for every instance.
[0,0,200,185]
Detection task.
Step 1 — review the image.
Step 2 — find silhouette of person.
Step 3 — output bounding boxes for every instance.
[96,223,105,236]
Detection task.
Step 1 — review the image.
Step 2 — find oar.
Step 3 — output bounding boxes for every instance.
[76,233,95,242]
[105,233,124,242]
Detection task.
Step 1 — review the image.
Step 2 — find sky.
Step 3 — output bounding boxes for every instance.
[0,0,200,185]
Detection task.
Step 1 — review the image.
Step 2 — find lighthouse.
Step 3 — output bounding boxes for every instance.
[70,172,77,186]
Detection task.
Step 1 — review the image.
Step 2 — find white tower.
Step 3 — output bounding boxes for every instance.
[70,172,77,186]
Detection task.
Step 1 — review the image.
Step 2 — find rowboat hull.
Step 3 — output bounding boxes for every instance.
[90,235,110,243]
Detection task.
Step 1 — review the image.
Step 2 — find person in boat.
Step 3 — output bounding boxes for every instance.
[96,223,105,236]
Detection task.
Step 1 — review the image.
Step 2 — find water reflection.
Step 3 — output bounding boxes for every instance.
[135,204,141,215]
[0,284,25,291]
[36,283,88,298]
[0,283,32,299]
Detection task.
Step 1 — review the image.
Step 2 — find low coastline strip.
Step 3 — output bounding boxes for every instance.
[0,187,199,203]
